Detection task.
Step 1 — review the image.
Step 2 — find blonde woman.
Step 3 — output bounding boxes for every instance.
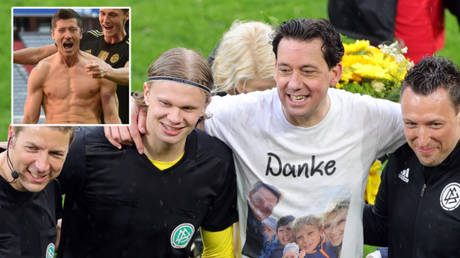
[211,21,276,95]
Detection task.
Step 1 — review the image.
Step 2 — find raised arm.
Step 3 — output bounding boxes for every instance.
[85,60,129,86]
[100,79,121,124]
[22,62,48,123]
[13,44,57,65]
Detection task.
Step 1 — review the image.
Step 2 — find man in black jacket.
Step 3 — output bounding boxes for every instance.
[363,56,460,257]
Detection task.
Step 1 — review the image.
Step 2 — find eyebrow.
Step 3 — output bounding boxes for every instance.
[23,141,66,153]
[278,63,318,69]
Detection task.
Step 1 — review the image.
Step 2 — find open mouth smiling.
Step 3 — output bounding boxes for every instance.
[27,168,48,183]
[288,93,311,103]
[63,42,73,49]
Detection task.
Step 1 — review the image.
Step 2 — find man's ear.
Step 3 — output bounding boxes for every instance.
[7,125,14,142]
[329,63,343,87]
[143,83,151,106]
[205,95,211,108]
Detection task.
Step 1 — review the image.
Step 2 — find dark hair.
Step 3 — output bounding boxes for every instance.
[277,215,295,231]
[272,18,344,69]
[52,9,82,29]
[100,8,129,15]
[401,56,460,110]
[250,181,281,202]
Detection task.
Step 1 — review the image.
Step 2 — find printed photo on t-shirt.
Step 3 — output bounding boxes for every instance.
[242,181,351,258]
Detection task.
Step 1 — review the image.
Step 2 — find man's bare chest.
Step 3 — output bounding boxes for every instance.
[43,65,100,100]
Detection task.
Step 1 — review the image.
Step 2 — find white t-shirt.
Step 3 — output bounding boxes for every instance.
[204,88,405,258]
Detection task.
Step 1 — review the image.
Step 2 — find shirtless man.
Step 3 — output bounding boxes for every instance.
[22,9,120,124]
[14,8,129,86]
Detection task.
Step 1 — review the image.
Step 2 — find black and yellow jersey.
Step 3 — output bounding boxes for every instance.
[80,30,130,123]
[80,30,129,69]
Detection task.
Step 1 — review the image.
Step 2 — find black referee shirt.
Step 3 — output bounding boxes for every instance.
[0,176,61,258]
[364,142,460,257]
[57,127,238,257]
[80,30,130,124]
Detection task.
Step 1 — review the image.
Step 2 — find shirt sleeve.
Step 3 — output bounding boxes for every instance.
[201,226,235,258]
[363,157,391,246]
[374,98,406,156]
[57,127,87,195]
[205,91,271,146]
[204,94,237,145]
[54,180,63,220]
[200,145,238,231]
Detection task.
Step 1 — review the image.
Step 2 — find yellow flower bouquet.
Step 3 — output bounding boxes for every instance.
[336,40,413,204]
[335,40,413,102]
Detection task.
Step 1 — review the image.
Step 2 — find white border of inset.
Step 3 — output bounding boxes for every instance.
[11,6,131,126]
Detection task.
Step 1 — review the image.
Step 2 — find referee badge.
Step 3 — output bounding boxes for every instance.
[440,182,460,211]
[45,243,55,258]
[170,223,195,249]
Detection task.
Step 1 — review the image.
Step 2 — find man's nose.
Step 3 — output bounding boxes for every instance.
[168,108,182,124]
[64,30,72,38]
[287,71,303,90]
[416,126,430,147]
[35,153,50,172]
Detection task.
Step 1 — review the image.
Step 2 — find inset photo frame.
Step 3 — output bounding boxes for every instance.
[12,7,131,125]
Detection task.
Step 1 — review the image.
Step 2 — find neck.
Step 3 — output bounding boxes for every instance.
[142,134,186,162]
[104,30,126,44]
[285,95,331,128]
[0,151,23,191]
[60,51,80,67]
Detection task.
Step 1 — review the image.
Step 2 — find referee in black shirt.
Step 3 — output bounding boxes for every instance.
[0,126,74,258]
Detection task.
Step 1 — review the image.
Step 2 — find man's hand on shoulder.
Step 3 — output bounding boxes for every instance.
[82,52,129,86]
[104,96,146,153]
[85,61,110,79]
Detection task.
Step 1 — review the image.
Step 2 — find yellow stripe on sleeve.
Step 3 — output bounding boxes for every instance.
[201,226,235,258]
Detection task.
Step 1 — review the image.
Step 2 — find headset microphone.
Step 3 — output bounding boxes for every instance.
[10,170,19,180]
[6,137,18,183]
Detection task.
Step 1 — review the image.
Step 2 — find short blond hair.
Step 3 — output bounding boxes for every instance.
[212,21,275,93]
[13,126,75,145]
[293,215,322,236]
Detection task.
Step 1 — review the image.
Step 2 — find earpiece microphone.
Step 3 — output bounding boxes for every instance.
[6,136,18,183]
[10,170,18,180]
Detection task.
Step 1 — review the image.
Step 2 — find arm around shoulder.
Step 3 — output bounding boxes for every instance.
[86,60,129,86]
[13,44,57,65]
[103,65,129,86]
[375,98,405,155]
